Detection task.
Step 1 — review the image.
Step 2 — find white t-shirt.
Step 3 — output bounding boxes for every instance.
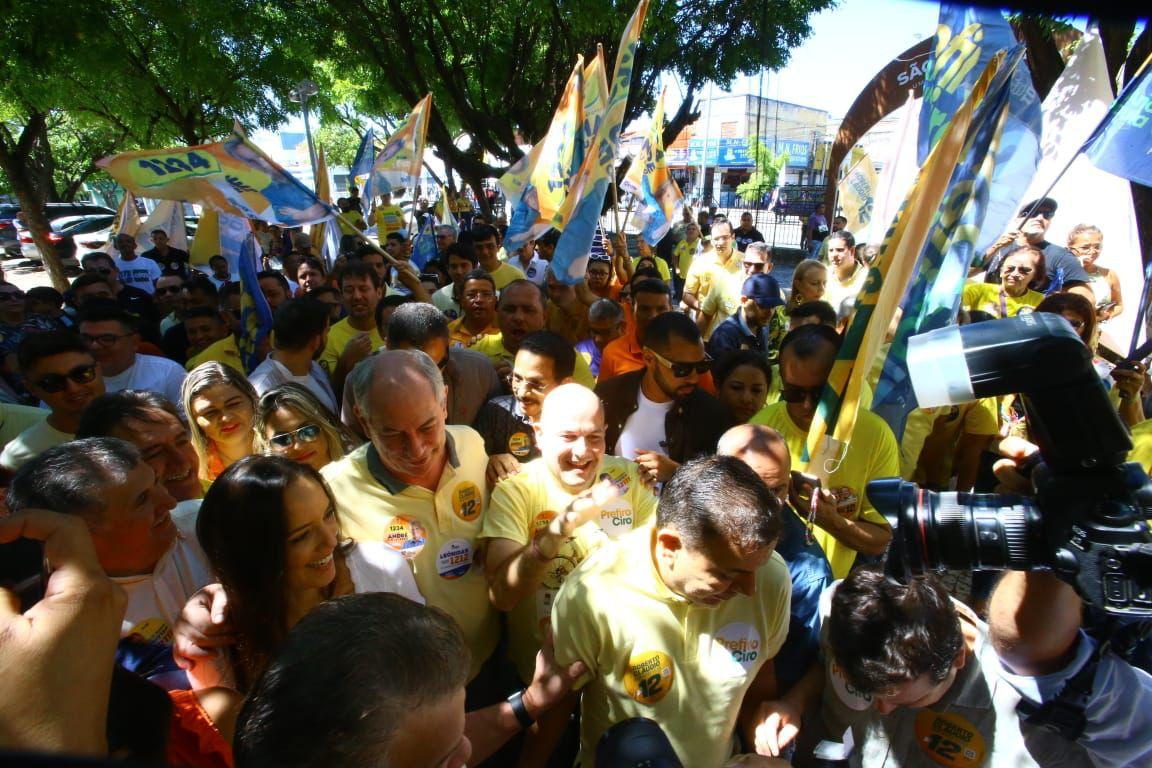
[115,256,163,294]
[615,388,673,460]
[104,354,187,412]
[510,255,549,286]
[0,418,71,472]
[432,284,462,320]
[247,354,338,413]
[116,499,214,644]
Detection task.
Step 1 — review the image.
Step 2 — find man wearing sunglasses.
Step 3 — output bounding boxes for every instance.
[0,331,105,473]
[749,325,894,579]
[597,311,732,486]
[978,197,1093,303]
[697,242,773,340]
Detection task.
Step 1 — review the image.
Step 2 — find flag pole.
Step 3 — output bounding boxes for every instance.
[333,210,402,267]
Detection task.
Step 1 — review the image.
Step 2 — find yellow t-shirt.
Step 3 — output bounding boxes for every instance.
[337,210,366,236]
[699,270,746,339]
[374,204,405,236]
[673,239,700,279]
[552,527,791,767]
[447,316,499,348]
[471,333,595,389]
[1127,418,1152,474]
[320,428,498,681]
[913,399,999,488]
[481,456,657,683]
[185,335,243,374]
[750,402,898,578]
[319,317,385,376]
[960,282,1043,318]
[487,261,525,290]
[823,265,869,314]
[684,248,740,303]
[631,255,672,283]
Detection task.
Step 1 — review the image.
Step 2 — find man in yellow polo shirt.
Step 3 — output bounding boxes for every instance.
[552,455,792,767]
[472,223,524,289]
[319,262,384,402]
[373,190,405,237]
[321,350,498,683]
[750,324,895,578]
[472,280,595,388]
[683,219,741,317]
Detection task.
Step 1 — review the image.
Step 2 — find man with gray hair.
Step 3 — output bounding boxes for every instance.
[321,350,500,688]
[575,298,625,378]
[434,223,458,256]
[7,437,212,643]
[697,240,774,339]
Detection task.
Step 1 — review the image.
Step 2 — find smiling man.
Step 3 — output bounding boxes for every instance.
[979,197,1092,302]
[78,302,186,410]
[473,330,575,486]
[552,455,791,767]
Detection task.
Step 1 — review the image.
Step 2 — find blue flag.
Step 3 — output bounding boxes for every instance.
[350,128,377,216]
[917,4,1015,166]
[411,220,439,272]
[873,46,1041,440]
[220,213,273,373]
[1082,56,1152,188]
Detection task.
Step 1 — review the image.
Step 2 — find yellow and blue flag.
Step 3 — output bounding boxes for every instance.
[917,4,1014,165]
[370,95,432,195]
[350,128,377,215]
[622,88,684,246]
[551,0,649,284]
[872,47,1040,440]
[835,152,878,234]
[804,53,1006,464]
[1082,52,1152,188]
[218,213,273,373]
[98,131,336,226]
[309,146,341,265]
[502,57,586,253]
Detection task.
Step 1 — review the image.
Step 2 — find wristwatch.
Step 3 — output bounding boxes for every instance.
[506,688,535,728]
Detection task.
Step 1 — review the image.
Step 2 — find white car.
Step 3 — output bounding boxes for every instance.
[19,214,114,265]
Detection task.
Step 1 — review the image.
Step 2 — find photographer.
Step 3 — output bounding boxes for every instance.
[756,567,1152,767]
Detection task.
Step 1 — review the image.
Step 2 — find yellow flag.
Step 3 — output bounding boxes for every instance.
[189,207,220,267]
[311,146,331,255]
[836,152,878,234]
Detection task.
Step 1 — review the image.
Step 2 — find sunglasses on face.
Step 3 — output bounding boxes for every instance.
[647,347,712,377]
[1002,265,1033,275]
[33,363,97,393]
[779,383,824,404]
[1020,210,1054,220]
[154,286,183,296]
[268,423,322,449]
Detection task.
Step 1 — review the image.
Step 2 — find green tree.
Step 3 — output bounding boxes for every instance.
[314,122,363,168]
[317,0,834,209]
[736,141,789,203]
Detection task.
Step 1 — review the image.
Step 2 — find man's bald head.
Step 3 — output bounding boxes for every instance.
[356,349,445,410]
[537,384,607,492]
[717,424,791,498]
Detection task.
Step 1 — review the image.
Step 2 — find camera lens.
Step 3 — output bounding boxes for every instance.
[867,479,1048,578]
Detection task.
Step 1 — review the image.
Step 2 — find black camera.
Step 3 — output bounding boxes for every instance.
[867,313,1152,617]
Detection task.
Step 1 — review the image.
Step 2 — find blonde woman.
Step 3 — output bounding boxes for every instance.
[787,259,829,311]
[254,383,359,472]
[1068,224,1122,321]
[182,361,258,483]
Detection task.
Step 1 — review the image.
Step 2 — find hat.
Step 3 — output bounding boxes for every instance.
[1019,197,1057,216]
[742,273,785,309]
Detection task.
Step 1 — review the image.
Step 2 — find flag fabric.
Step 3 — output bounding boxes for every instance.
[1021,28,1145,354]
[188,207,219,269]
[137,200,189,253]
[804,53,1005,465]
[835,153,878,235]
[551,0,649,284]
[435,185,457,229]
[219,212,272,373]
[350,128,377,216]
[580,52,610,152]
[1082,52,1152,189]
[622,88,684,246]
[871,47,1041,440]
[309,146,341,265]
[865,95,921,245]
[98,131,336,227]
[369,95,432,195]
[106,191,143,255]
[501,57,587,254]
[411,222,439,273]
[917,4,1015,165]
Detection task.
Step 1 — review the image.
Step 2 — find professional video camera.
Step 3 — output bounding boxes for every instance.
[867,313,1152,618]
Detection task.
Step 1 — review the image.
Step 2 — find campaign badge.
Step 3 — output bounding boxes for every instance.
[914,710,986,767]
[508,432,533,458]
[452,481,482,522]
[436,538,473,580]
[383,517,428,558]
[623,650,675,705]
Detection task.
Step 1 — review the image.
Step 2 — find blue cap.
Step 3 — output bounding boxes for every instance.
[742,273,785,309]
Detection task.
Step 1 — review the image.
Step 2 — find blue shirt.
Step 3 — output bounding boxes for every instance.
[773,503,834,692]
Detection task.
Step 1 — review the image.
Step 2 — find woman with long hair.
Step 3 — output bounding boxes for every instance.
[189,455,421,691]
[182,362,258,482]
[254,383,359,472]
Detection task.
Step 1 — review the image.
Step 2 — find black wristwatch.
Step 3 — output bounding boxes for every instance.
[506,688,535,728]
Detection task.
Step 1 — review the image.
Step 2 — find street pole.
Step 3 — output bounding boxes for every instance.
[290,80,320,187]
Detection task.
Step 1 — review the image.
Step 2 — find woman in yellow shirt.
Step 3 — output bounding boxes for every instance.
[961,246,1046,319]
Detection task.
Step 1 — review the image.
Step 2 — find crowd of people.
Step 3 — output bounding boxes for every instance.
[1,189,1150,768]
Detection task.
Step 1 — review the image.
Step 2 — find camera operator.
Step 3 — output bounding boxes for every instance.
[755,563,1152,767]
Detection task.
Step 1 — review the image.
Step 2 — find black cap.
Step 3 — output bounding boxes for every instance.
[1019,197,1057,216]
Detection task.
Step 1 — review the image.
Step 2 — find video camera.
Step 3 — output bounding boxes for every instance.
[867,313,1152,617]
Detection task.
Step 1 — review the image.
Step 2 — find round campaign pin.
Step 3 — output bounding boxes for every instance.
[452,481,482,522]
[508,431,533,458]
[623,650,675,705]
[383,517,428,558]
[914,710,986,767]
[436,538,473,580]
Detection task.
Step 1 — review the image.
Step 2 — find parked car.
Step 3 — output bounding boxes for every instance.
[5,202,115,261]
[19,213,115,266]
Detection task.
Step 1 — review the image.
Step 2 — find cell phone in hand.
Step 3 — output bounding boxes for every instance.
[0,537,46,608]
